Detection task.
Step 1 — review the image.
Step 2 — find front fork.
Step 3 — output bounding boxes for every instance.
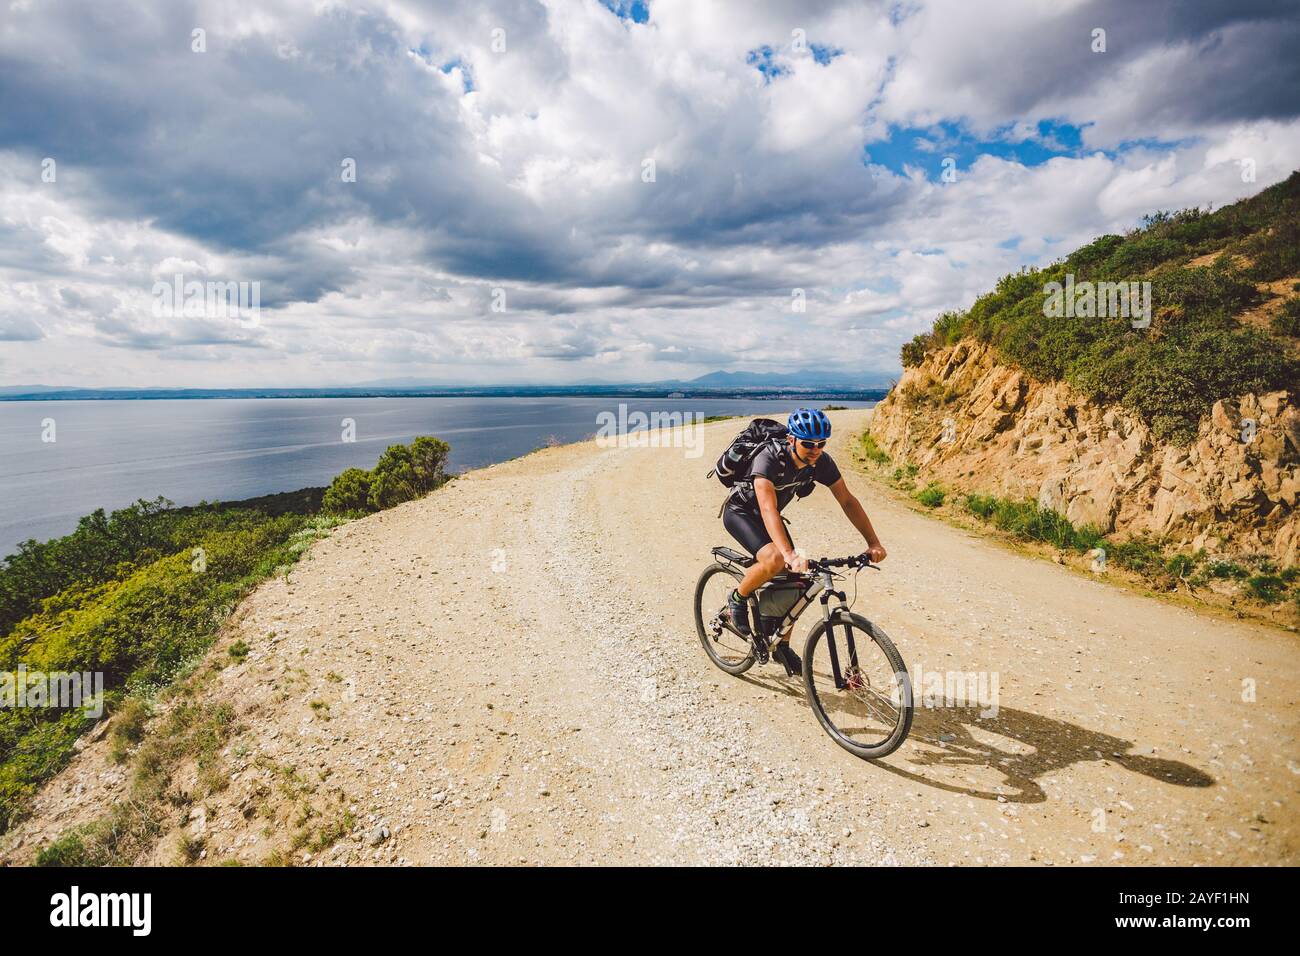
[820,584,863,691]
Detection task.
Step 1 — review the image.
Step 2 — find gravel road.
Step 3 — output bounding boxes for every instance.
[5,408,1296,866]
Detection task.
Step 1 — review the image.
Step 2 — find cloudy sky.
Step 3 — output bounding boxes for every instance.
[1,0,1298,387]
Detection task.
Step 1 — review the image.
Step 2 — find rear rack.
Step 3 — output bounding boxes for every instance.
[711,545,753,569]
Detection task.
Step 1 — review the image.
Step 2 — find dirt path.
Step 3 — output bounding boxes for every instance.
[5,409,1297,865]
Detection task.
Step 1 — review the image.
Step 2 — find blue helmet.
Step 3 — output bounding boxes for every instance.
[787,408,832,441]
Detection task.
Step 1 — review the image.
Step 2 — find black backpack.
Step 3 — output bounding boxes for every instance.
[707,418,787,487]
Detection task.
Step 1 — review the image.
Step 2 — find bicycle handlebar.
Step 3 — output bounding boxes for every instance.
[808,554,880,571]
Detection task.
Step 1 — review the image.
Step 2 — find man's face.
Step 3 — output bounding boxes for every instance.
[789,433,825,463]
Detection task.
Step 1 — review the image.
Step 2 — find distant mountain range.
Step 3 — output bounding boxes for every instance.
[0,368,891,401]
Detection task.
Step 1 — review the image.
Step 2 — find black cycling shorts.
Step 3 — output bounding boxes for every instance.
[723,507,793,557]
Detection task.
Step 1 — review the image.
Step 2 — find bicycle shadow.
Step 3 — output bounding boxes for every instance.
[733,664,1212,806]
[872,703,1215,803]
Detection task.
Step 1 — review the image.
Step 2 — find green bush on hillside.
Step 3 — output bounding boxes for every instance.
[0,516,318,830]
[858,432,890,465]
[369,437,451,510]
[321,468,373,515]
[901,170,1300,444]
[1272,297,1300,338]
[1244,215,1300,282]
[901,333,930,368]
[322,436,451,514]
[0,434,454,835]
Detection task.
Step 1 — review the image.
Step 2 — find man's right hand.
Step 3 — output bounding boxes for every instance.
[784,550,809,573]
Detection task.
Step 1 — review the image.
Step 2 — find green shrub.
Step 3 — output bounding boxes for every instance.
[0,436,453,837]
[1246,574,1287,604]
[109,698,150,764]
[322,468,374,515]
[0,491,322,638]
[1245,214,1300,281]
[933,310,966,346]
[1077,325,1294,444]
[959,493,1100,551]
[915,482,946,508]
[1106,537,1168,576]
[1271,297,1300,338]
[1064,234,1125,277]
[35,830,92,867]
[900,333,931,368]
[368,436,450,510]
[1205,559,1248,580]
[0,514,316,832]
[1151,262,1259,319]
[1164,552,1201,579]
[1100,234,1183,276]
[889,463,919,490]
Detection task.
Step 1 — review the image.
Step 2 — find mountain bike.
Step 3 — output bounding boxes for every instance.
[693,546,913,760]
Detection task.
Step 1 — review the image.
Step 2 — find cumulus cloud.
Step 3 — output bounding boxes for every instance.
[0,0,1296,387]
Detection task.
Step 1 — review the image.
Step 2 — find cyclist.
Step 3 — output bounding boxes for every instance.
[723,408,887,675]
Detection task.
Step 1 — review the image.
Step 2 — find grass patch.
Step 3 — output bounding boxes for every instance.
[108,698,151,764]
[33,698,240,865]
[951,490,1299,607]
[859,431,891,465]
[960,494,1104,552]
[915,482,946,508]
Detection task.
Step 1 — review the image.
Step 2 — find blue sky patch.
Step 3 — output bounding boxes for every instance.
[861,119,1183,181]
[810,43,843,65]
[601,0,650,24]
[746,46,788,83]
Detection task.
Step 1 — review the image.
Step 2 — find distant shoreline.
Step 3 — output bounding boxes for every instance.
[0,386,891,402]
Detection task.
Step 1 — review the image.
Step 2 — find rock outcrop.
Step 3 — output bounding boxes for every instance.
[870,341,1299,566]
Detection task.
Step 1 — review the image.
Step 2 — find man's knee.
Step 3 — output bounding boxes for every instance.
[757,547,785,574]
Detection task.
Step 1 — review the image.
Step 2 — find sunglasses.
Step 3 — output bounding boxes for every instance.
[797,439,827,450]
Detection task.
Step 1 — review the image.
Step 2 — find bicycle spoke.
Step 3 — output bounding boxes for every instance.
[695,565,751,668]
[807,621,905,751]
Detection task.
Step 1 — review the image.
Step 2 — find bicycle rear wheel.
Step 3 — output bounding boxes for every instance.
[803,612,912,759]
[694,563,755,675]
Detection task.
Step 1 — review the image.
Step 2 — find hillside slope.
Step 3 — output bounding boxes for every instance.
[873,172,1300,610]
[871,342,1298,566]
[3,411,1296,866]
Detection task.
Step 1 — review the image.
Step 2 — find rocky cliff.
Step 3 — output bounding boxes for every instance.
[869,341,1299,566]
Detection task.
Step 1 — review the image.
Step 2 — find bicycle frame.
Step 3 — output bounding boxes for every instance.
[709,546,850,643]
[709,546,868,690]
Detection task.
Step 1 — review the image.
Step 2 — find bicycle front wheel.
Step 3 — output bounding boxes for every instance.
[803,612,912,759]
